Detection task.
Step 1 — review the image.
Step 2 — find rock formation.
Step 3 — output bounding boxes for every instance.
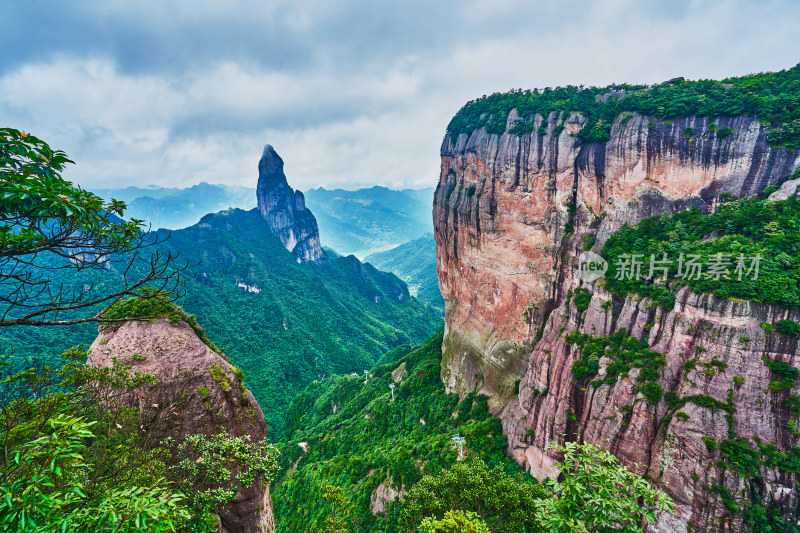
[87,316,275,533]
[256,145,324,263]
[433,110,800,530]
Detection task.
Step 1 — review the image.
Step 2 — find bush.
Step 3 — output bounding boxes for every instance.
[638,382,663,404]
[775,320,800,336]
[419,510,490,533]
[717,126,735,139]
[537,442,674,531]
[0,416,190,532]
[573,288,593,313]
[766,358,799,391]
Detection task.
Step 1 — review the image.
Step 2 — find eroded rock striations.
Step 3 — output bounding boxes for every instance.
[88,318,275,533]
[256,145,324,263]
[434,110,800,530]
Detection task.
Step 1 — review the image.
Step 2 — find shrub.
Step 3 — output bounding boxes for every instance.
[399,459,549,531]
[537,442,674,532]
[0,416,191,531]
[766,358,799,391]
[419,510,490,533]
[717,126,735,139]
[573,288,593,313]
[638,382,663,404]
[775,320,800,336]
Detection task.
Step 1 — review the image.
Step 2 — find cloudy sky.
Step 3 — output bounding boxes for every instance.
[2,0,799,191]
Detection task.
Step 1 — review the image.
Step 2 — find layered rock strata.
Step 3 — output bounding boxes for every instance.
[433,110,800,530]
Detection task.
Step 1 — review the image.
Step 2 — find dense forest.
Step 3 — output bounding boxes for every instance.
[447,63,800,149]
[364,234,443,310]
[0,206,441,436]
[599,178,800,311]
[272,332,672,532]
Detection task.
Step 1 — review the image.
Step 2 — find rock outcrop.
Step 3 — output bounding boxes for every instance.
[256,145,324,263]
[88,317,275,533]
[433,110,800,530]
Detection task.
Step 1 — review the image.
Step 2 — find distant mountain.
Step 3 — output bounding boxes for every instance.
[303,186,434,258]
[364,234,443,310]
[92,182,256,229]
[92,183,435,258]
[4,149,441,437]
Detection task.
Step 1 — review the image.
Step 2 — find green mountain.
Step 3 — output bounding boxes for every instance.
[303,186,434,258]
[92,182,256,229]
[272,332,526,532]
[92,183,436,259]
[364,234,443,309]
[0,207,441,436]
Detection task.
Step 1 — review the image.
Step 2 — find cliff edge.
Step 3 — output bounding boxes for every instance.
[434,70,800,531]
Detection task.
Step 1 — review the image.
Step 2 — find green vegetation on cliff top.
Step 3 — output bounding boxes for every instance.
[447,63,800,149]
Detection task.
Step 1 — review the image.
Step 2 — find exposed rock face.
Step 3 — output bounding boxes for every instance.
[369,479,404,515]
[87,318,275,533]
[256,145,324,263]
[433,111,800,530]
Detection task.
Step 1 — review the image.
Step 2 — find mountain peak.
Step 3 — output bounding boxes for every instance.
[256,145,324,263]
[258,144,285,181]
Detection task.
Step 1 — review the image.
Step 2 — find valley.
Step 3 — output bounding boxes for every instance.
[3,43,800,532]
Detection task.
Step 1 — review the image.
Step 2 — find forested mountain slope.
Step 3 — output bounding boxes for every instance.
[365,234,443,309]
[303,186,434,258]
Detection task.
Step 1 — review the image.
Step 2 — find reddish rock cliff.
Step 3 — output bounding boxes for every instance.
[434,110,800,530]
[88,318,276,533]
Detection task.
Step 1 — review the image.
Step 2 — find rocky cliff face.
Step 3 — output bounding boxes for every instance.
[87,318,275,533]
[256,144,324,263]
[434,111,800,530]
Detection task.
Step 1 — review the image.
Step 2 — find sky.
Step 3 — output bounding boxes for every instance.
[1,0,799,191]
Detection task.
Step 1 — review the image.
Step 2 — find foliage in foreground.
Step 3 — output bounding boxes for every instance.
[402,442,672,533]
[0,126,183,328]
[399,459,548,531]
[535,442,674,533]
[0,348,278,532]
[0,415,189,532]
[419,510,490,533]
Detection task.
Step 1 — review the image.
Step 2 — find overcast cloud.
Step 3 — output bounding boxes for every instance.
[1,0,799,190]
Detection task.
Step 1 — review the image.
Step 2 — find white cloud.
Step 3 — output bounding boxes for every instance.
[1,0,798,191]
